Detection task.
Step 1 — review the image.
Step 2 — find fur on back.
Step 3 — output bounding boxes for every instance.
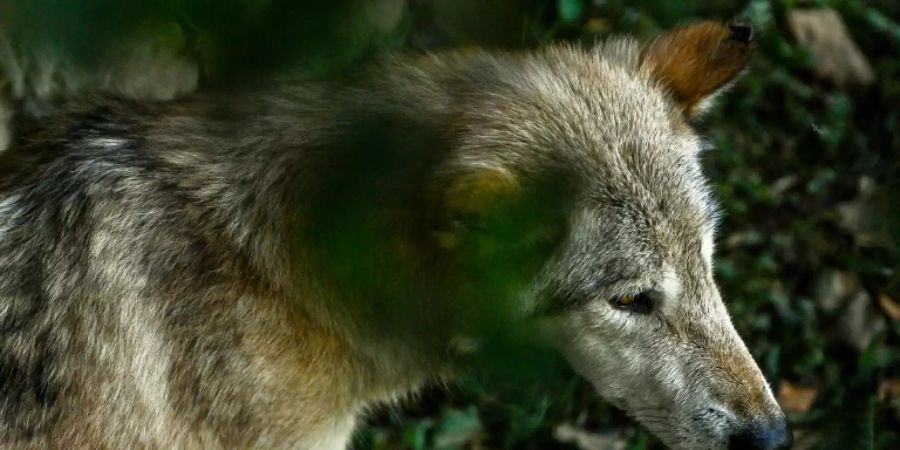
[0,25,784,450]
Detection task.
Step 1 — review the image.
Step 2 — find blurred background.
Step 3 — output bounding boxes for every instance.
[1,0,897,448]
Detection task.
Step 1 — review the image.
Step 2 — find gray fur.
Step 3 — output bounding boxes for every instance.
[0,37,783,449]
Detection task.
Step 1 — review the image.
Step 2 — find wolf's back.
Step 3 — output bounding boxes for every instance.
[0,100,283,447]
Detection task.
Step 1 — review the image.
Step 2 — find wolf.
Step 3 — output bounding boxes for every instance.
[0,21,791,449]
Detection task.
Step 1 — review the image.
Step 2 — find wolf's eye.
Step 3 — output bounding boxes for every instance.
[609,293,654,314]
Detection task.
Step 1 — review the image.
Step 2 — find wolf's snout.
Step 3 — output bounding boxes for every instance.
[727,416,792,450]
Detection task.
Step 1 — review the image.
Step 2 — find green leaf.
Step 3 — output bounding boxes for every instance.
[403,419,433,450]
[433,407,482,450]
[557,0,583,23]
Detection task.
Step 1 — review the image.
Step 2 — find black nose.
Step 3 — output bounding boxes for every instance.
[727,23,754,44]
[728,416,792,450]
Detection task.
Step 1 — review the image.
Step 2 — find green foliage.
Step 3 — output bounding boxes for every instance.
[557,0,584,24]
[4,0,408,83]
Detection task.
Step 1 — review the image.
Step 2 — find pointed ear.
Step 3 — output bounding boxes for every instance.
[641,21,754,118]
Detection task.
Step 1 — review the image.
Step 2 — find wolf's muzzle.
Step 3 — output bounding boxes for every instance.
[727,415,792,450]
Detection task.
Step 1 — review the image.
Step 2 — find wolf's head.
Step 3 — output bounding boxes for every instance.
[426,22,790,450]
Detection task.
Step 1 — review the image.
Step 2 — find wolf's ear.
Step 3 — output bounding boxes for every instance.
[641,21,754,118]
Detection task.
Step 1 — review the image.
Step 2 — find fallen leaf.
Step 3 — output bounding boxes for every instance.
[816,271,858,313]
[584,18,609,34]
[777,381,817,414]
[554,424,628,450]
[878,294,900,321]
[768,175,799,198]
[791,429,824,450]
[840,291,886,351]
[787,8,875,87]
[879,379,900,401]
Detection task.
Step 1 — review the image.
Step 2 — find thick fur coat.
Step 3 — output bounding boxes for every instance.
[0,23,791,450]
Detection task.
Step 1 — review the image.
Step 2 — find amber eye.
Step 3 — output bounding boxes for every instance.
[609,292,654,314]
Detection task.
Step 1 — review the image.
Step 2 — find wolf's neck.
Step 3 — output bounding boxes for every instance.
[156,84,457,392]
